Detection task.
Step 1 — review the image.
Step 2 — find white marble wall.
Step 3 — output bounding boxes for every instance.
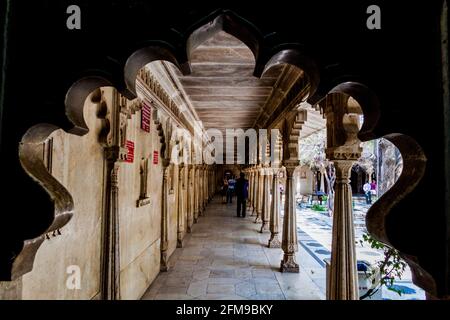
[5,88,185,300]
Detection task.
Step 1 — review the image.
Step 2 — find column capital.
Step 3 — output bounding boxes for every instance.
[325,146,362,162]
[262,167,274,175]
[333,159,355,183]
[271,166,282,175]
[282,160,299,176]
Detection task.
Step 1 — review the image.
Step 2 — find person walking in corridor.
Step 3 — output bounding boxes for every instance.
[363,181,372,204]
[227,175,236,204]
[221,178,228,203]
[235,172,249,217]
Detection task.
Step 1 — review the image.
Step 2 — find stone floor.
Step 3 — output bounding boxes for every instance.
[141,197,325,300]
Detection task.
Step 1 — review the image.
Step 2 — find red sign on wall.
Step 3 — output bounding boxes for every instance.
[141,102,151,132]
[126,140,135,163]
[153,150,159,165]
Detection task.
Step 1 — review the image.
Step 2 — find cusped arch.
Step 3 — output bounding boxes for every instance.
[182,10,262,73]
[260,48,320,99]
[321,81,430,296]
[65,76,114,136]
[365,133,430,293]
[328,81,381,142]
[124,44,182,97]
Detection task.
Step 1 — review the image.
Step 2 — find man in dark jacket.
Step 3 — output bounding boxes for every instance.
[235,172,249,217]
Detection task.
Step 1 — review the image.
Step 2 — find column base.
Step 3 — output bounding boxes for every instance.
[160,251,169,272]
[194,215,198,223]
[254,213,262,223]
[259,221,270,233]
[177,238,183,248]
[187,224,193,233]
[280,255,299,273]
[268,234,281,248]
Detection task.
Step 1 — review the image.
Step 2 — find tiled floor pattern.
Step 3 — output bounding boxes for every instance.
[297,199,426,300]
[142,197,325,300]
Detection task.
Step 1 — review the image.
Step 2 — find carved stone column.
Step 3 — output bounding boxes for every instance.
[324,94,362,300]
[194,166,199,222]
[255,167,264,223]
[177,164,185,248]
[248,169,254,208]
[209,169,213,201]
[212,168,216,199]
[198,166,204,216]
[187,165,194,233]
[160,161,170,272]
[328,160,358,300]
[247,169,252,208]
[280,162,299,273]
[204,167,208,208]
[251,168,258,216]
[260,167,272,233]
[268,168,281,248]
[213,169,216,199]
[101,148,123,300]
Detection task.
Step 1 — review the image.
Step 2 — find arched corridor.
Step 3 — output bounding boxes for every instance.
[0,3,448,302]
[142,196,324,300]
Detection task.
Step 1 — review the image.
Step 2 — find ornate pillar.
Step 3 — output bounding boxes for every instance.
[268,168,281,248]
[198,166,204,216]
[212,168,216,199]
[194,166,200,222]
[202,167,206,208]
[177,164,185,248]
[213,169,216,198]
[251,168,258,216]
[187,165,194,233]
[99,91,132,300]
[328,160,358,299]
[325,94,362,300]
[101,150,122,300]
[248,169,254,208]
[260,167,272,233]
[160,161,170,272]
[278,110,307,273]
[255,167,264,223]
[280,162,299,273]
[209,169,213,200]
[204,167,208,207]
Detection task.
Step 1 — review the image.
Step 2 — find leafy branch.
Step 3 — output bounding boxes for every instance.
[358,233,407,300]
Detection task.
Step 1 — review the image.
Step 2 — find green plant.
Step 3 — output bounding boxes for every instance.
[311,203,327,212]
[358,233,407,300]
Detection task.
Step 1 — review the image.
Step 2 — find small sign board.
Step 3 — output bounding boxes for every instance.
[141,102,151,132]
[126,140,135,163]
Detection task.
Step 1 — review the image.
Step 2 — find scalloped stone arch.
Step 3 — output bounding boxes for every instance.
[365,133,430,293]
[322,81,429,297]
[10,10,429,298]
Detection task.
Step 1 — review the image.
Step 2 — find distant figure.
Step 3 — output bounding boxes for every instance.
[363,181,372,204]
[235,172,249,217]
[227,176,236,204]
[221,178,228,204]
[370,179,377,197]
